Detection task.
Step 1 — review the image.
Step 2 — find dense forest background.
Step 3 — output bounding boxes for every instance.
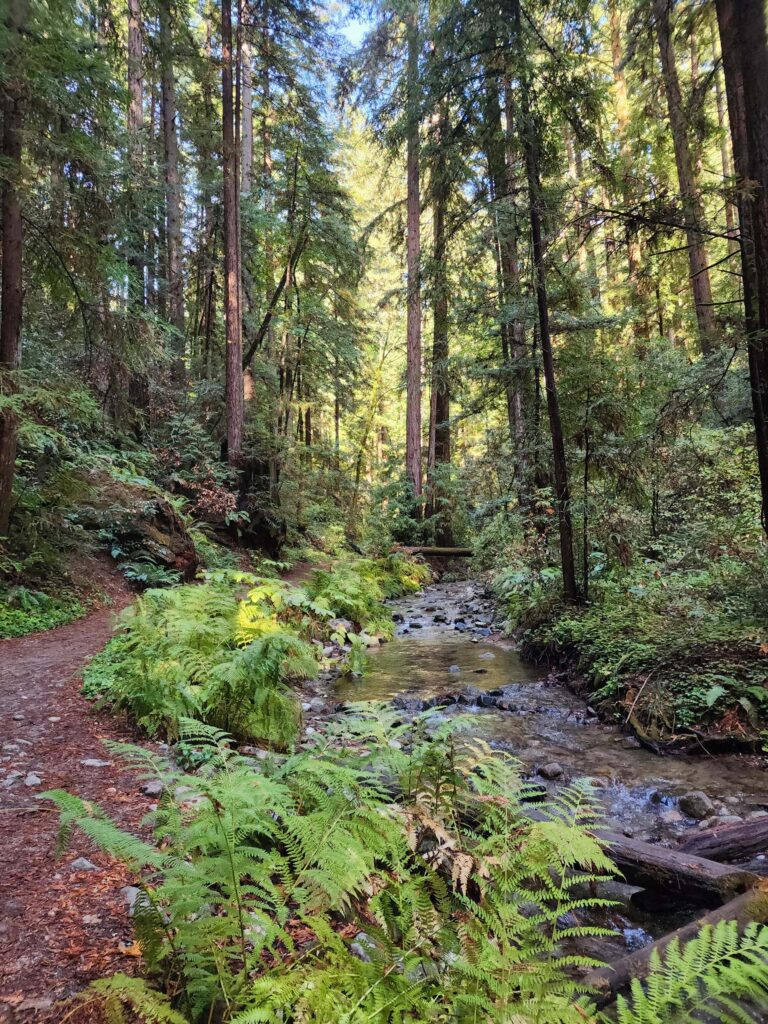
[2,0,768,740]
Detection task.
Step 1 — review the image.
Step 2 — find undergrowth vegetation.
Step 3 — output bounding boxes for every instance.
[83,555,429,747]
[46,715,768,1023]
[485,424,768,743]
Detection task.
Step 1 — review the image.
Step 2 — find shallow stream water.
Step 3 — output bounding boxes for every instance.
[330,579,768,951]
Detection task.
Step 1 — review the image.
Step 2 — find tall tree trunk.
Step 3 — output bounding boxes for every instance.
[715,0,768,533]
[710,18,738,261]
[427,104,451,542]
[222,0,244,464]
[483,78,526,480]
[608,0,644,287]
[241,34,253,193]
[653,0,716,353]
[127,0,144,302]
[405,4,422,503]
[515,0,579,603]
[159,0,184,353]
[0,0,26,538]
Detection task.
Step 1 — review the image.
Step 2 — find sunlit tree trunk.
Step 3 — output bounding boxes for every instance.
[653,0,716,353]
[515,0,579,603]
[222,0,244,464]
[427,104,451,542]
[160,0,184,356]
[241,34,253,193]
[405,4,422,504]
[716,0,768,533]
[0,0,25,538]
[127,0,144,302]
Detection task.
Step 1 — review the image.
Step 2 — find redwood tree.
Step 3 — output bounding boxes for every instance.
[405,2,422,503]
[0,0,26,537]
[222,0,244,464]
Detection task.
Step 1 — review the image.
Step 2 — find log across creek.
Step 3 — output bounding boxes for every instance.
[582,884,768,1005]
[523,811,768,1003]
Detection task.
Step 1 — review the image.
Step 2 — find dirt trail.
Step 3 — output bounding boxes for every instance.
[0,569,155,1023]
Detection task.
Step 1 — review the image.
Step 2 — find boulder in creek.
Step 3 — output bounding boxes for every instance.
[679,791,715,820]
[538,762,564,780]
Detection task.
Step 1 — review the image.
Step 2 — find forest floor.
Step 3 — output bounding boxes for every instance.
[0,560,159,1024]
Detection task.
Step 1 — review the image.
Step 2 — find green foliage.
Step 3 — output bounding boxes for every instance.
[45,716,615,1024]
[495,503,768,738]
[0,586,85,638]
[83,555,429,745]
[607,919,768,1024]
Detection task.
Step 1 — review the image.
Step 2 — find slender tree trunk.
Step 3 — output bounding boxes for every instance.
[127,0,144,302]
[159,0,184,354]
[711,19,738,261]
[608,0,644,286]
[222,0,243,464]
[654,0,716,353]
[483,77,527,481]
[405,4,422,503]
[427,104,451,541]
[716,0,768,533]
[241,34,253,193]
[515,0,579,603]
[0,0,25,538]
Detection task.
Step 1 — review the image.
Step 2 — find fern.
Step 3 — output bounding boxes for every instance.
[608,919,768,1024]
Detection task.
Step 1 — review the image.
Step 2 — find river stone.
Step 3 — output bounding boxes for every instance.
[140,779,164,797]
[679,791,715,820]
[71,857,99,872]
[448,665,461,673]
[538,762,564,780]
[660,808,684,825]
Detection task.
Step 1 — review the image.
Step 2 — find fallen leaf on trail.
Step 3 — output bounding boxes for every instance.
[118,940,142,957]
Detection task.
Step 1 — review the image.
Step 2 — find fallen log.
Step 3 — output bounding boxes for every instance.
[676,816,768,863]
[527,807,759,905]
[596,827,758,904]
[393,545,474,557]
[582,883,768,1006]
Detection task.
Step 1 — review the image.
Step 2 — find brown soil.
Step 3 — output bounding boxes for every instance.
[0,564,159,1023]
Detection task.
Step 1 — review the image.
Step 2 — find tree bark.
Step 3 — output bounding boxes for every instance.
[159,0,184,352]
[483,74,527,482]
[222,0,244,464]
[127,0,144,303]
[515,0,579,604]
[677,815,768,862]
[654,0,716,354]
[241,33,253,194]
[715,0,768,534]
[405,4,422,503]
[427,104,451,541]
[0,0,26,538]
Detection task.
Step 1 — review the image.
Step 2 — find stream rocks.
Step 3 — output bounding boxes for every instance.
[538,762,564,780]
[679,791,715,820]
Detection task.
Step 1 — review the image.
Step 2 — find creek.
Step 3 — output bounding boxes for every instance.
[327,578,768,955]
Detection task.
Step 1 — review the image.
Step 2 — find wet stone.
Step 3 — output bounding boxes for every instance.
[538,762,564,780]
[679,791,715,820]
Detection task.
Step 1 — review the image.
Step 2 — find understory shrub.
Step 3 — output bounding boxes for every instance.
[83,554,430,747]
[0,587,85,638]
[500,555,768,738]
